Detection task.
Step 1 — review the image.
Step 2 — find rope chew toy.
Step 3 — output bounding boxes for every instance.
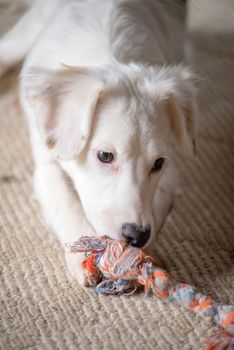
[65,236,234,350]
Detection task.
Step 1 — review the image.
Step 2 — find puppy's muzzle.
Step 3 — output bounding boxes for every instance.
[122,223,151,247]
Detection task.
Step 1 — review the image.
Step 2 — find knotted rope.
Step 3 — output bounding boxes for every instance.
[65,236,234,350]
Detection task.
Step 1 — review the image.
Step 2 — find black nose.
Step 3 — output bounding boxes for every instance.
[122,223,151,248]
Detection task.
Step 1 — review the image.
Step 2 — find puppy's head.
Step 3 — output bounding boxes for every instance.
[25,63,197,248]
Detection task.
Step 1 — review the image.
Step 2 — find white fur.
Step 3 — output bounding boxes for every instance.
[0,0,197,285]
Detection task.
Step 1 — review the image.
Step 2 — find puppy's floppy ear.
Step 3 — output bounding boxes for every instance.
[166,67,198,156]
[25,66,106,159]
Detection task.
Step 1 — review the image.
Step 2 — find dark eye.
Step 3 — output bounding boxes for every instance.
[151,158,164,173]
[97,150,114,163]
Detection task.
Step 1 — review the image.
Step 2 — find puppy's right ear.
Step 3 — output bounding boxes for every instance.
[150,66,198,156]
[24,66,106,160]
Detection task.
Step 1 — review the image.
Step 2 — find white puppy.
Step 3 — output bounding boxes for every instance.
[0,0,197,285]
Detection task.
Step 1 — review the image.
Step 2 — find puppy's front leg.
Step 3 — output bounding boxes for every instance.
[34,162,95,286]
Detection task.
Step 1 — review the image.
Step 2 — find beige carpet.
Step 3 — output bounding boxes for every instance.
[0,1,234,349]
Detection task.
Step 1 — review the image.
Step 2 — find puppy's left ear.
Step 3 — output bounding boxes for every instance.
[166,68,198,156]
[24,66,106,160]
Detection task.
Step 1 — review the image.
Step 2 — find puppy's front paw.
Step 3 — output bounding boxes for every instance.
[65,252,90,287]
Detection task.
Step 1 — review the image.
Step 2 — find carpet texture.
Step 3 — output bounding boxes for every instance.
[0,1,234,349]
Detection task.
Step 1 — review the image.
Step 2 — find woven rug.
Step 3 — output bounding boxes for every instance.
[0,1,234,349]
